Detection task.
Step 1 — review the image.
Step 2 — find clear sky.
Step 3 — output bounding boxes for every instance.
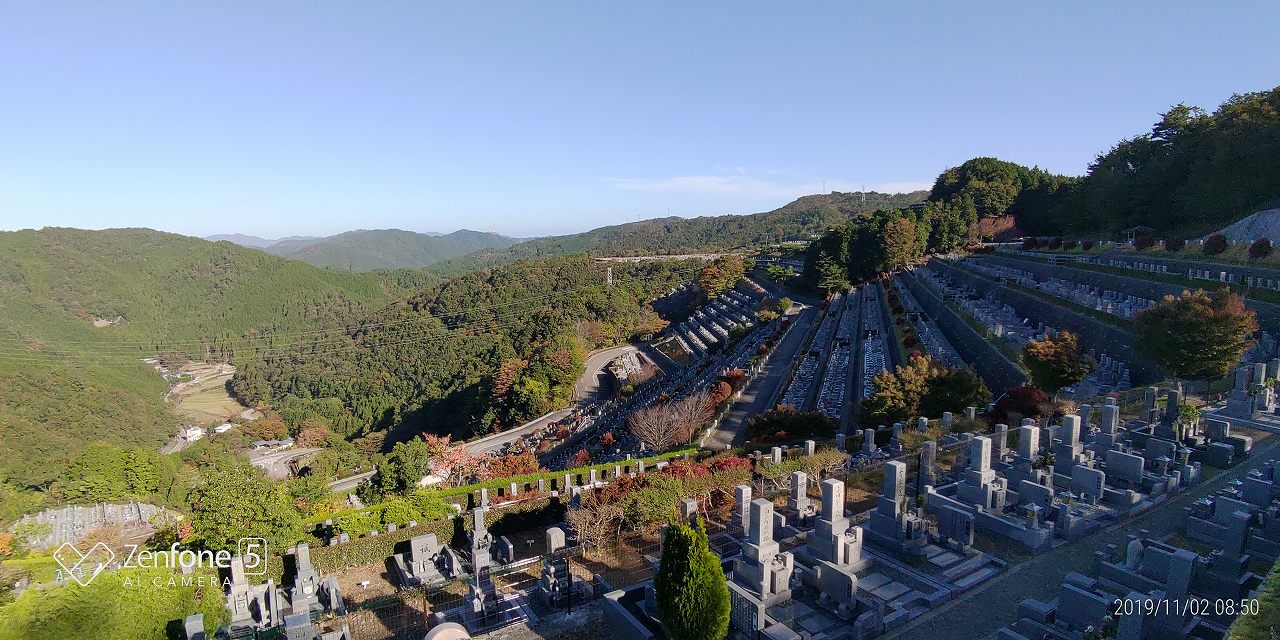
[1,2,1277,239]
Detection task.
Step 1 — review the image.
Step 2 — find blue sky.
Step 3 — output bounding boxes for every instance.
[1,2,1277,238]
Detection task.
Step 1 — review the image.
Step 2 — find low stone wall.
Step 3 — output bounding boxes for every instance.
[898,269,1027,395]
[980,253,1280,333]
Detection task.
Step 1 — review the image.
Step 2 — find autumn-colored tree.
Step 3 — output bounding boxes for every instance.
[696,256,746,298]
[721,369,748,391]
[421,433,485,487]
[244,414,287,440]
[990,386,1050,425]
[1134,289,1258,380]
[1023,331,1096,395]
[710,381,733,406]
[482,450,544,480]
[600,431,615,447]
[294,425,330,448]
[574,449,591,466]
[490,358,526,404]
[861,354,991,426]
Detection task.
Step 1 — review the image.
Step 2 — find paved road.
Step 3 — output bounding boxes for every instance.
[328,470,375,492]
[463,345,646,457]
[249,447,322,480]
[884,435,1280,640]
[573,345,642,401]
[704,304,819,450]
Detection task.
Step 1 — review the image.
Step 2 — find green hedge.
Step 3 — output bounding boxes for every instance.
[267,496,565,583]
[305,448,696,527]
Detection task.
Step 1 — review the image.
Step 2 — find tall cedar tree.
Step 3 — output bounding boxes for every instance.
[1134,289,1258,380]
[654,519,730,640]
[1023,331,1096,394]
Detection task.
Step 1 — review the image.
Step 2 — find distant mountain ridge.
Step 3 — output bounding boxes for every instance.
[431,190,929,274]
[262,228,521,271]
[204,233,317,249]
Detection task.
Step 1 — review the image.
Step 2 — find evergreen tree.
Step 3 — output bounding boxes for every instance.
[654,519,730,640]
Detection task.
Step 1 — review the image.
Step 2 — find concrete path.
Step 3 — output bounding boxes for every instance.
[704,304,819,450]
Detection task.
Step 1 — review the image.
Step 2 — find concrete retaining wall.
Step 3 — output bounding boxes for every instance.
[928,259,1163,385]
[897,269,1027,394]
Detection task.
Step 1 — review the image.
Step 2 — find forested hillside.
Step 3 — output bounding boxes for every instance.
[432,190,927,274]
[265,229,520,271]
[231,255,695,443]
[923,86,1280,239]
[0,228,423,488]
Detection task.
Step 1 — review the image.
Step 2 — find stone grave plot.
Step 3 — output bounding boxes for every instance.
[1205,361,1280,433]
[1186,457,1280,564]
[219,543,348,637]
[995,533,1264,640]
[890,276,965,369]
[918,264,1133,396]
[859,284,890,399]
[924,405,1209,555]
[962,257,1156,320]
[10,501,168,551]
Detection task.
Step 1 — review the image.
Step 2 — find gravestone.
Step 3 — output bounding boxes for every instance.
[787,472,814,523]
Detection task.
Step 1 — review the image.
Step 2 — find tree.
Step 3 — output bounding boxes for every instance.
[376,438,435,495]
[188,463,299,552]
[421,434,483,487]
[1135,289,1258,380]
[860,355,990,426]
[654,519,730,640]
[881,217,922,271]
[1023,331,1096,395]
[565,499,623,558]
[815,253,849,293]
[482,450,543,480]
[696,256,746,298]
[990,386,1051,425]
[628,393,713,451]
[747,405,838,442]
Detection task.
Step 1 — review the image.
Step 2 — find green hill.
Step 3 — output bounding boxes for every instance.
[431,191,928,274]
[266,228,520,271]
[928,86,1280,239]
[0,228,419,488]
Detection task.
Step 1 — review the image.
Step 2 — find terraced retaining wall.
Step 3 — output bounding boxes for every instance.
[981,253,1280,333]
[898,269,1027,395]
[928,259,1163,385]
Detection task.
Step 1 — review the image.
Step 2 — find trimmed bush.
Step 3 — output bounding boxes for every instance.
[1062,239,1078,250]
[654,520,730,640]
[1048,237,1063,250]
[1203,233,1228,256]
[1250,237,1273,260]
[1021,237,1037,250]
[1164,237,1185,252]
[1081,239,1095,250]
[1134,232,1156,250]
